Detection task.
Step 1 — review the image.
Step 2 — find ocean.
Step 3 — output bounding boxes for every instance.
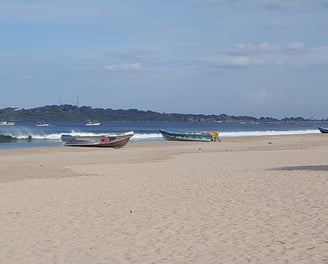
[0,121,327,150]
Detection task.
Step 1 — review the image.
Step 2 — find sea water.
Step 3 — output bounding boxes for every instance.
[0,121,326,150]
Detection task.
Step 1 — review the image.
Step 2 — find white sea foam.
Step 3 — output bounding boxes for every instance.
[131,133,162,140]
[220,129,319,138]
[5,129,322,141]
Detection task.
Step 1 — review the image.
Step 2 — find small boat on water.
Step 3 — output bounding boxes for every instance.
[61,131,134,148]
[85,120,101,126]
[0,121,15,126]
[159,129,219,142]
[36,121,50,127]
[318,127,328,133]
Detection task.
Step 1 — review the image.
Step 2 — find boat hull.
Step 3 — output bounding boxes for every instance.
[61,132,134,148]
[85,121,101,126]
[159,129,219,142]
[36,122,50,127]
[318,127,328,133]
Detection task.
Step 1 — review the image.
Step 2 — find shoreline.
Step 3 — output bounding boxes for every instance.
[0,122,323,151]
[1,133,328,263]
[1,134,328,184]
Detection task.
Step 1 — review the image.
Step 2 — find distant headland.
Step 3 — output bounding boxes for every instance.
[0,105,325,123]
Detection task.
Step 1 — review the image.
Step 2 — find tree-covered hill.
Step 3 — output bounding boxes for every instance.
[0,104,312,123]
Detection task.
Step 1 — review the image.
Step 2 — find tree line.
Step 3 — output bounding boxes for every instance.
[0,104,314,123]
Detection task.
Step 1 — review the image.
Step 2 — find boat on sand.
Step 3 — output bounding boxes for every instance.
[159,129,219,142]
[61,131,134,148]
[318,127,328,133]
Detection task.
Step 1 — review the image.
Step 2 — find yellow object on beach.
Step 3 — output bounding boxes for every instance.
[208,131,219,141]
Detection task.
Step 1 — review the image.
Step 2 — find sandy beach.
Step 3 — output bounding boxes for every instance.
[1,134,328,264]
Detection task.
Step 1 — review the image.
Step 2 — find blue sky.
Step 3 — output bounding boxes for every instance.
[1,0,328,118]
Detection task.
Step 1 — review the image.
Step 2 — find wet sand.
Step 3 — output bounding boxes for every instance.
[1,134,328,263]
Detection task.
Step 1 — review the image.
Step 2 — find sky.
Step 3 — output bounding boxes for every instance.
[0,0,328,119]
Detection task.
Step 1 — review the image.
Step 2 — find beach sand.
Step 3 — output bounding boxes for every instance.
[1,134,328,264]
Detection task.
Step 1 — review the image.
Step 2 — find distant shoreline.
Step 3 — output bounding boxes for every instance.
[1,104,326,123]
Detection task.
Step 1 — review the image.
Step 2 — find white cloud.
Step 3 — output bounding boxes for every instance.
[209,42,328,70]
[284,42,307,54]
[224,56,253,67]
[102,63,142,72]
[228,42,307,56]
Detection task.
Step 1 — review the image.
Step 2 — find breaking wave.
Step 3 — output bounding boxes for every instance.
[1,129,321,142]
[220,129,319,138]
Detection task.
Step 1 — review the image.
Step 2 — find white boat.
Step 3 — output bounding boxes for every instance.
[36,121,50,127]
[61,131,134,148]
[85,120,101,126]
[0,121,15,126]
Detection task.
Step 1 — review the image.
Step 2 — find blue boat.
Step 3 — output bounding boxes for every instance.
[159,129,219,142]
[318,127,328,133]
